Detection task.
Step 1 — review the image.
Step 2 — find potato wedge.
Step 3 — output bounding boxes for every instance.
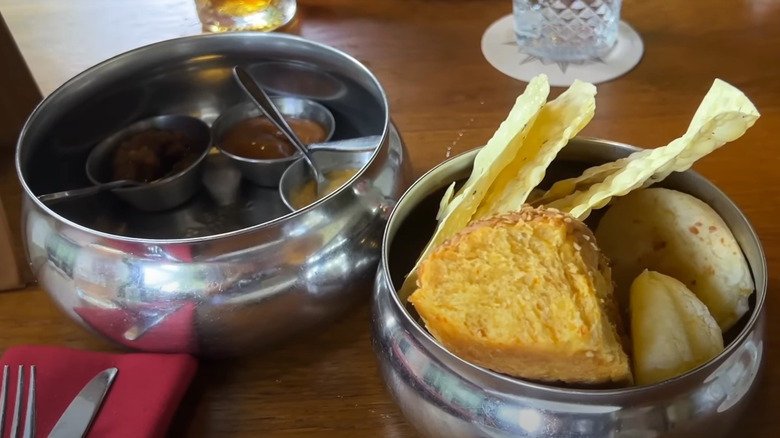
[596,188,754,331]
[631,270,724,385]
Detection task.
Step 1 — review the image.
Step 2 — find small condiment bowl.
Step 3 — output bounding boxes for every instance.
[212,97,336,187]
[279,149,372,211]
[86,114,212,212]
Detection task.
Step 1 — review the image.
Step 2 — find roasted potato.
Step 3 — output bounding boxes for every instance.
[630,270,724,385]
[595,187,753,332]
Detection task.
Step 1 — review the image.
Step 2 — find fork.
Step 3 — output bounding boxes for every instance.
[0,365,36,438]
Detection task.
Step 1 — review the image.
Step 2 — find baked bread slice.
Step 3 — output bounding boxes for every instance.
[408,206,632,384]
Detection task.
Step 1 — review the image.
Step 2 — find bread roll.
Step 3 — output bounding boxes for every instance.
[408,206,632,384]
[595,188,754,331]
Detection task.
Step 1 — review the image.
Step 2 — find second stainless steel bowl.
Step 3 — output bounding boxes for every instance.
[212,97,336,187]
[372,138,766,438]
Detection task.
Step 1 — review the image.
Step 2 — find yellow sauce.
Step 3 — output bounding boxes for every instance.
[289,168,359,209]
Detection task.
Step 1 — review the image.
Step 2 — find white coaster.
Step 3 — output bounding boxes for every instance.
[481,14,644,87]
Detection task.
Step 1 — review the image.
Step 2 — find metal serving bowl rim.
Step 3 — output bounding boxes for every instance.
[379,136,768,397]
[84,114,213,192]
[246,60,348,100]
[15,31,390,245]
[212,97,336,165]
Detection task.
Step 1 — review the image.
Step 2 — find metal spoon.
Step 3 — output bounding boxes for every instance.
[307,135,382,153]
[233,65,328,196]
[37,179,144,205]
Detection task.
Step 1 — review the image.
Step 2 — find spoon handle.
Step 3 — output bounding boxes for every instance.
[232,66,325,185]
[37,180,137,205]
[308,135,383,153]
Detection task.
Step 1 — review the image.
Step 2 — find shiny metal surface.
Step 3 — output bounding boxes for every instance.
[37,180,143,205]
[278,137,384,211]
[47,368,117,438]
[234,65,328,194]
[0,365,36,438]
[84,114,211,212]
[0,366,6,437]
[372,138,767,438]
[213,95,335,188]
[279,149,374,211]
[307,135,383,153]
[22,366,35,438]
[16,32,412,356]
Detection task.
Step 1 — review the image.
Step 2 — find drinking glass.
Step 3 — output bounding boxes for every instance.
[195,0,297,32]
[513,0,622,62]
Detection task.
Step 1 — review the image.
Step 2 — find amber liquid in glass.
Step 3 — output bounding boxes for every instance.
[195,0,296,32]
[209,0,275,16]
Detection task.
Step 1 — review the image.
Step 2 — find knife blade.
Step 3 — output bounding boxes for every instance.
[47,367,118,438]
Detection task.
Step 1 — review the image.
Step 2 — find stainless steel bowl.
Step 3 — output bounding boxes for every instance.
[372,138,766,438]
[212,97,336,187]
[85,114,212,211]
[16,32,412,356]
[279,149,373,211]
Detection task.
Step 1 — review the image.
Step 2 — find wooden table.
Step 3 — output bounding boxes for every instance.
[0,0,778,436]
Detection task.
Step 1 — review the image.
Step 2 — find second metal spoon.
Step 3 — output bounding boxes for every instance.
[233,66,329,196]
[37,179,143,205]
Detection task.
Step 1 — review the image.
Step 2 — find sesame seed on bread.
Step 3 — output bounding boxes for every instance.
[408,206,632,384]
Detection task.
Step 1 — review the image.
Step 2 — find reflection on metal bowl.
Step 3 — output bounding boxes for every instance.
[247,60,348,101]
[16,32,413,357]
[372,138,766,438]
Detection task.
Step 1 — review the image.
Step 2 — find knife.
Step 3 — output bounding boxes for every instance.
[47,368,118,438]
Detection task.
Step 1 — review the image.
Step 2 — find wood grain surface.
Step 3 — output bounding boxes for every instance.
[0,0,778,436]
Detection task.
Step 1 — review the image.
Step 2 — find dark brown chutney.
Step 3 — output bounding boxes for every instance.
[111,128,199,183]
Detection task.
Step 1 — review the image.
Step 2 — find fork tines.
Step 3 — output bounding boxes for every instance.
[0,365,36,438]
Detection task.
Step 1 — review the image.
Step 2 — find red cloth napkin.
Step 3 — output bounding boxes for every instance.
[0,345,197,438]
